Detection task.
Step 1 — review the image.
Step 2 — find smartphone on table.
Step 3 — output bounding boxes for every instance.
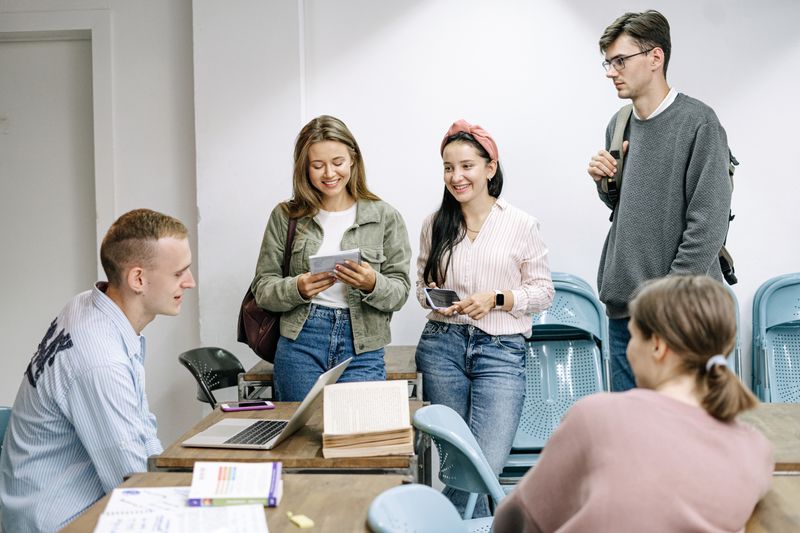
[423,287,461,310]
[219,400,275,412]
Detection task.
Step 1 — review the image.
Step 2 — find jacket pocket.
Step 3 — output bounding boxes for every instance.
[290,239,311,274]
[360,246,386,271]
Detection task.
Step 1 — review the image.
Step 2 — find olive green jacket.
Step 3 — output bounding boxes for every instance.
[251,199,411,354]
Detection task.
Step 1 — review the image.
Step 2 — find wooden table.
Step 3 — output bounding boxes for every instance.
[740,403,800,472]
[747,475,800,532]
[239,345,422,401]
[61,472,406,533]
[149,401,430,485]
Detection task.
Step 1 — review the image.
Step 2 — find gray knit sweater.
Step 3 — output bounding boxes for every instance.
[596,93,732,318]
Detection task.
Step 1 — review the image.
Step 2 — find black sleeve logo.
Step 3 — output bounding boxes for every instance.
[26,319,73,387]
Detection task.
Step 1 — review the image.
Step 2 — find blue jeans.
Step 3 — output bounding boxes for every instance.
[609,317,636,391]
[274,304,386,401]
[415,321,526,518]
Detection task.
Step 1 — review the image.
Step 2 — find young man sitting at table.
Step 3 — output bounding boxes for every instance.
[0,209,196,532]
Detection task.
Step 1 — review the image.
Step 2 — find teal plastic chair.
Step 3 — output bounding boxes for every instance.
[178,347,245,408]
[502,274,607,484]
[751,274,800,402]
[0,406,11,455]
[726,286,743,379]
[412,405,505,521]
[368,484,496,533]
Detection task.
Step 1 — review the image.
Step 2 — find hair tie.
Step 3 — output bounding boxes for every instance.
[705,354,728,372]
[440,119,499,161]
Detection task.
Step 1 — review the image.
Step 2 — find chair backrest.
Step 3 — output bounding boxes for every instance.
[368,484,470,533]
[412,405,506,506]
[513,338,603,451]
[178,347,245,407]
[509,274,607,452]
[0,406,11,455]
[752,274,800,402]
[530,276,608,362]
[725,285,743,379]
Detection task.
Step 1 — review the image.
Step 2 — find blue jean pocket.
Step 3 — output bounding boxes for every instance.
[421,320,449,337]
[493,333,526,353]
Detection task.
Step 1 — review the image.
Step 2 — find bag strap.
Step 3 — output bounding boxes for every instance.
[282,218,298,277]
[601,104,633,207]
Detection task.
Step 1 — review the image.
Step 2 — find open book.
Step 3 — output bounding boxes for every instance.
[187,461,283,507]
[322,380,414,459]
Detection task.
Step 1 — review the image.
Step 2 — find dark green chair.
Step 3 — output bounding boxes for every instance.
[178,347,244,408]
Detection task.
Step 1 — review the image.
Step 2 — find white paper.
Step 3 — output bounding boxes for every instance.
[323,380,411,435]
[308,248,361,275]
[94,503,268,533]
[103,487,190,513]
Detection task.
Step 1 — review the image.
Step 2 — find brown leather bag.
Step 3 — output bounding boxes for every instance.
[237,219,297,362]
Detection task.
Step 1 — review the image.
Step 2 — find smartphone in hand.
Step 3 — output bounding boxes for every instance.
[424,287,461,310]
[219,400,275,412]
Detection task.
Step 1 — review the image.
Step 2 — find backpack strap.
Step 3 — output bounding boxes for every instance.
[601,104,633,207]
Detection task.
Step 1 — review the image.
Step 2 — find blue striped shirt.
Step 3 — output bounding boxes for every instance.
[0,283,163,532]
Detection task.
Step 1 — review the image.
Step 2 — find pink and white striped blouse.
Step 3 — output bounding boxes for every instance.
[416,197,554,336]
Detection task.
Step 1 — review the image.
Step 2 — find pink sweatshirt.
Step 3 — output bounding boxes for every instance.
[494,389,773,533]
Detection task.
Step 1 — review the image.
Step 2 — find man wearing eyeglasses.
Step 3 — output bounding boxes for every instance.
[586,10,732,392]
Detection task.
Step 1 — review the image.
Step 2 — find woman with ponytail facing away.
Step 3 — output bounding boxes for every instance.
[494,276,773,533]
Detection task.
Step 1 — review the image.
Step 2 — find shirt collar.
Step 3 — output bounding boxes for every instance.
[92,282,144,360]
[633,87,678,120]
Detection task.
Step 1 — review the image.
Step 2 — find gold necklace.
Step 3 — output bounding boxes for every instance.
[466,227,480,233]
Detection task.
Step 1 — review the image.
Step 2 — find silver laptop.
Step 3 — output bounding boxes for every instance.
[182,357,352,450]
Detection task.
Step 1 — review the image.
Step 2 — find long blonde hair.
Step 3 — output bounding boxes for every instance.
[629,276,757,421]
[285,115,379,219]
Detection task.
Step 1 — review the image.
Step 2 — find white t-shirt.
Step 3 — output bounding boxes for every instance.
[312,204,357,309]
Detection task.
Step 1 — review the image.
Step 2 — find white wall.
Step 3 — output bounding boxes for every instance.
[195,0,800,387]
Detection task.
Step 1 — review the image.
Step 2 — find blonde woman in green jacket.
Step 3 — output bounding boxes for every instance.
[252,115,412,401]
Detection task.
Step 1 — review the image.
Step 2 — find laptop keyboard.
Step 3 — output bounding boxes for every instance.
[225,420,288,445]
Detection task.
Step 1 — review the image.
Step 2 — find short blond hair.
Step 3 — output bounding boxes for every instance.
[630,276,757,421]
[100,208,188,285]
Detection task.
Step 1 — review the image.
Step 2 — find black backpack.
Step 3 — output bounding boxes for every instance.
[600,104,739,285]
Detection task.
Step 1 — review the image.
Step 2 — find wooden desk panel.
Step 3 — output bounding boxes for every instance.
[151,401,427,483]
[61,472,405,533]
[747,475,800,532]
[239,345,422,400]
[740,403,800,472]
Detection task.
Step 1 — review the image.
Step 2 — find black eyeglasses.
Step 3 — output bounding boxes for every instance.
[602,48,654,72]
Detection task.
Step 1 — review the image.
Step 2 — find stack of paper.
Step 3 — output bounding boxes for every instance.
[322,380,414,458]
[188,461,283,507]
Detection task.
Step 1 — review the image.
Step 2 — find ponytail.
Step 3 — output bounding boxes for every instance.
[630,276,758,422]
[700,357,757,422]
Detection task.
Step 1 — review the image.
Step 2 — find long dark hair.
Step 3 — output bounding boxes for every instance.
[423,132,503,286]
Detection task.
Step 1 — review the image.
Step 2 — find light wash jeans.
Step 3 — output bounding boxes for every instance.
[274,304,386,401]
[415,320,526,518]
[609,317,636,392]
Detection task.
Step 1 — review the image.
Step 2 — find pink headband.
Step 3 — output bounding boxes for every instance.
[440,119,499,161]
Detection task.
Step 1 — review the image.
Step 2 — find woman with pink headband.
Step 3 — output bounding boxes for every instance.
[415,119,554,517]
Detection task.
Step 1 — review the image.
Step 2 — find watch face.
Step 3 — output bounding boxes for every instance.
[495,293,505,307]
